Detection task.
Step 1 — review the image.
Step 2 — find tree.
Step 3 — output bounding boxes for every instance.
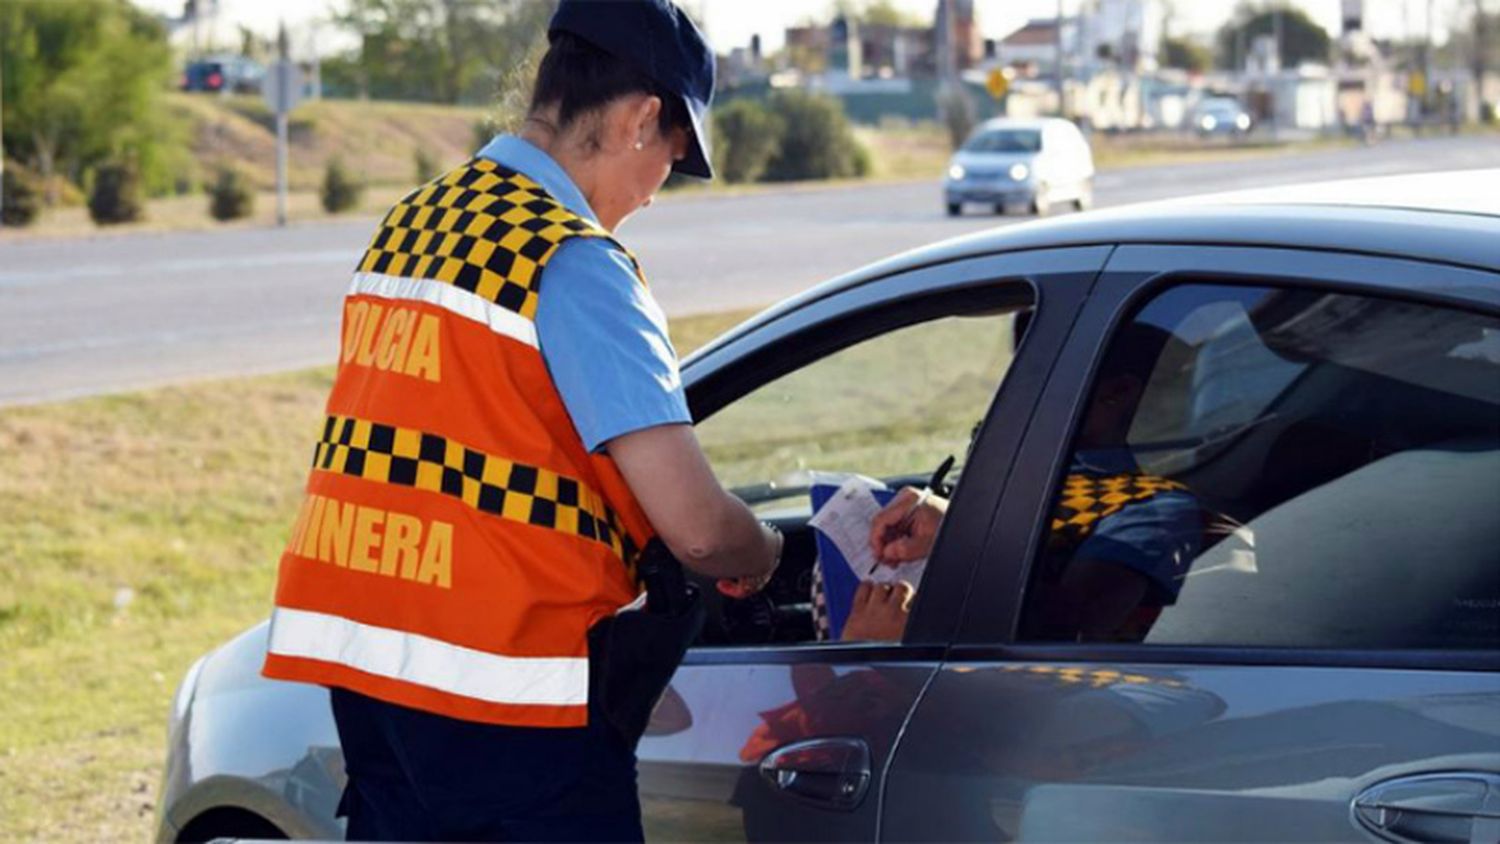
[1215,3,1332,71]
[88,158,145,224]
[762,91,870,182]
[329,0,552,104]
[322,158,365,213]
[0,0,182,203]
[1162,35,1213,73]
[712,99,785,184]
[208,166,256,221]
[857,0,927,28]
[1,161,43,226]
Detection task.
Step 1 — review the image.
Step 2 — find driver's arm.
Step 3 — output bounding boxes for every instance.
[609,423,779,581]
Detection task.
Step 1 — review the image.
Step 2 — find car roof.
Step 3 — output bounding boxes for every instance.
[975,118,1057,131]
[687,170,1500,364]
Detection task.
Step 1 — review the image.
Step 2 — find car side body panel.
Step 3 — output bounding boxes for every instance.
[159,622,343,842]
[883,243,1500,841]
[885,662,1500,841]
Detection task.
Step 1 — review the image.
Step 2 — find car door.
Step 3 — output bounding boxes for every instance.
[634,246,1109,842]
[884,244,1500,841]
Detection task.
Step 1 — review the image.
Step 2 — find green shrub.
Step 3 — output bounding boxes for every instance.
[87,160,145,225]
[712,99,785,184]
[2,163,44,227]
[321,158,364,214]
[414,149,441,184]
[851,141,873,177]
[207,166,256,222]
[762,91,870,182]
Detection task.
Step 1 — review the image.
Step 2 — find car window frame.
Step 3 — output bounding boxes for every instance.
[953,243,1500,672]
[677,246,1110,663]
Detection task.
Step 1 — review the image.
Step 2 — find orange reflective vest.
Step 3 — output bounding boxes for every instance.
[262,158,654,728]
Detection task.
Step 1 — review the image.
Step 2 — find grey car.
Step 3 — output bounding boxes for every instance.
[158,192,1500,843]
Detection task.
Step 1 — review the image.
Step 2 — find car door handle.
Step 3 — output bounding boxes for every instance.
[1352,772,1500,844]
[759,736,872,811]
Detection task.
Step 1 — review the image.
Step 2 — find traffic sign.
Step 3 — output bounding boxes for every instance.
[986,67,1009,100]
[264,61,305,114]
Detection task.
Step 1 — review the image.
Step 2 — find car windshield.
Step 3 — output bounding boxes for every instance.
[963,129,1041,153]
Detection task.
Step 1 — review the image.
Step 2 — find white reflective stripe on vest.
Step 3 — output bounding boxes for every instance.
[349,271,539,350]
[267,607,588,706]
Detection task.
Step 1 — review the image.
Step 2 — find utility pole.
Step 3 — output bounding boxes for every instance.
[1055,0,1066,117]
[1,27,7,227]
[936,0,968,144]
[1425,0,1436,123]
[1475,0,1490,122]
[1272,5,1284,137]
[277,23,289,226]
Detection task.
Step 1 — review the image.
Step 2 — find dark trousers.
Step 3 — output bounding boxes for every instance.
[329,687,643,843]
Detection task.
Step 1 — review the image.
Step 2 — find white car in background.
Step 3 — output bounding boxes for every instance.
[944,117,1095,218]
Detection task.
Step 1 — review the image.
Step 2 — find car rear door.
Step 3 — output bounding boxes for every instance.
[883,244,1500,841]
[634,246,1108,841]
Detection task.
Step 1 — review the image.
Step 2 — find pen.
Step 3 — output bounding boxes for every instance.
[868,454,956,575]
[871,486,932,575]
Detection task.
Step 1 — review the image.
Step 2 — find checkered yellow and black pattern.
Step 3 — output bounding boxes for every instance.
[356,158,625,321]
[1049,472,1188,541]
[312,414,636,562]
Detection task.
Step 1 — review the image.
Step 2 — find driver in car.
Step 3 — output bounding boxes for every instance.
[846,323,1212,643]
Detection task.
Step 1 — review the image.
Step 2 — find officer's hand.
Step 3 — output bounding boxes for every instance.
[841,580,914,641]
[716,524,782,599]
[716,571,773,599]
[868,487,948,566]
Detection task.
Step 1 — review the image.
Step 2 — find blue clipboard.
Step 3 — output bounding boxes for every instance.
[810,483,898,641]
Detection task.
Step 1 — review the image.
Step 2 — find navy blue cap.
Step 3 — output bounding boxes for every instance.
[549,0,716,179]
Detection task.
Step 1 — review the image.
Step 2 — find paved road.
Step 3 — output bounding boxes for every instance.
[1,135,1496,406]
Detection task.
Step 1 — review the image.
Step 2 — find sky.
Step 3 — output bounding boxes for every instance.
[132,0,1458,56]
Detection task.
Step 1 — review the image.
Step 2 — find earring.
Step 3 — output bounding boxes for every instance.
[633,140,644,151]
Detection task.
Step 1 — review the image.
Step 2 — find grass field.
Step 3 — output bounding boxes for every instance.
[697,313,1017,492]
[0,308,753,844]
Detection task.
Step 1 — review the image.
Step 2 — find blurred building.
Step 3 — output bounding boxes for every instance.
[936,0,985,71]
[996,19,1069,78]
[782,12,939,83]
[720,35,767,88]
[994,0,1164,80]
[991,0,1166,130]
[1080,0,1166,73]
[860,22,938,79]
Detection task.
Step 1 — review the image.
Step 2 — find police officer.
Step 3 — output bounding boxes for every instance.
[261,1,780,839]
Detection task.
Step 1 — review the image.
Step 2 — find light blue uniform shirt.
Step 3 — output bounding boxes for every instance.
[476,135,691,452]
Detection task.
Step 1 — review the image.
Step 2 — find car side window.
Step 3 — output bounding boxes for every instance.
[698,310,1025,502]
[1018,282,1500,650]
[689,299,1031,648]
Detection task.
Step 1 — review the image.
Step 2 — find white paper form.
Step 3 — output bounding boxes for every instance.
[808,477,928,588]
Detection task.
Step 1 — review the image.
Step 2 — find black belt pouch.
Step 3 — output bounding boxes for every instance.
[586,539,706,749]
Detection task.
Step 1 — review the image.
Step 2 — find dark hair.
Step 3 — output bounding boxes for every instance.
[530,32,689,140]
